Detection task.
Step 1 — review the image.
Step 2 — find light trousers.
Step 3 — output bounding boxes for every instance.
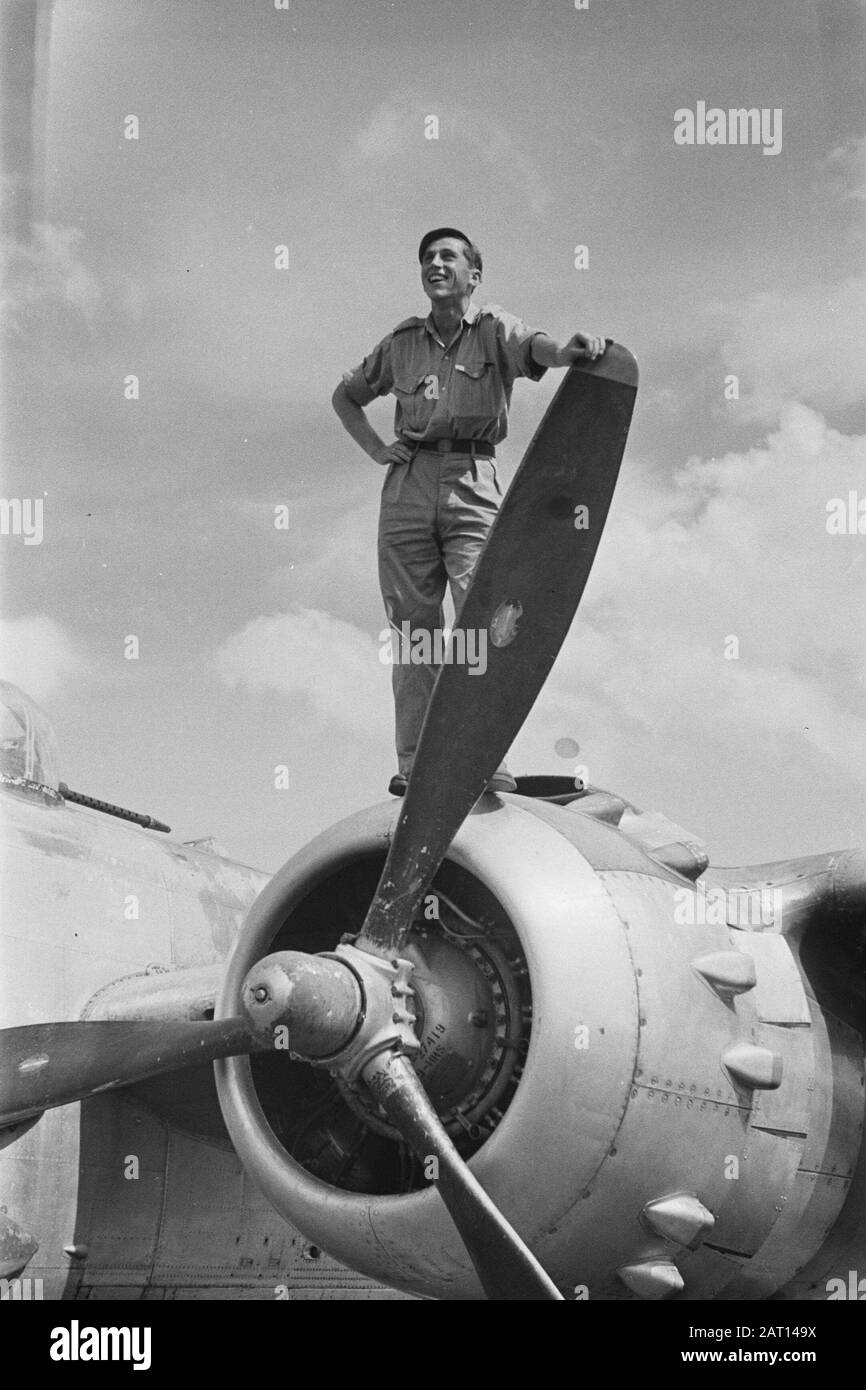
[378,448,511,777]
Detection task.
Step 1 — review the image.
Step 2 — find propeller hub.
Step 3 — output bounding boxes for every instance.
[335,920,527,1142]
[240,946,419,1076]
[241,951,363,1061]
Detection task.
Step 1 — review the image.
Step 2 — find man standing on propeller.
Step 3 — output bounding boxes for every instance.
[332,227,606,797]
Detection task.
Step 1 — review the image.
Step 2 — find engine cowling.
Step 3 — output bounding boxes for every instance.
[215,791,864,1301]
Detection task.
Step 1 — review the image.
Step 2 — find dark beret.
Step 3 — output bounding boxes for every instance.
[418,227,474,261]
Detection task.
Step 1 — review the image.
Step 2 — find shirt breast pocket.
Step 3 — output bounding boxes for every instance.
[451,359,501,427]
[393,373,436,435]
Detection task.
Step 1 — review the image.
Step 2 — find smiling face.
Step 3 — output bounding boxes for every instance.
[420,236,481,305]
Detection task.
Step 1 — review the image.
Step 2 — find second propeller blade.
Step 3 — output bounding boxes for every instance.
[363,1050,563,1300]
[0,1018,256,1128]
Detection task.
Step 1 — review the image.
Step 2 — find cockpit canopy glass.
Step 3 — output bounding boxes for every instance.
[0,680,60,791]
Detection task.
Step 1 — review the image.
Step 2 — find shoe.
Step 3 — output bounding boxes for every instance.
[388,774,408,797]
[485,770,517,794]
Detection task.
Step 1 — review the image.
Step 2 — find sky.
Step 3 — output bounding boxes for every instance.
[1,0,864,873]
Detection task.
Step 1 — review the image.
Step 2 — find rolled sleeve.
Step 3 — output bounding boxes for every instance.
[341,333,394,406]
[491,309,549,384]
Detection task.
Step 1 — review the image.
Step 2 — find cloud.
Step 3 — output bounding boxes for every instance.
[1,223,147,332]
[214,606,391,735]
[353,101,409,162]
[349,97,553,217]
[825,135,866,204]
[264,485,383,620]
[720,275,866,421]
[1,224,102,329]
[519,403,866,794]
[460,110,554,218]
[0,614,78,704]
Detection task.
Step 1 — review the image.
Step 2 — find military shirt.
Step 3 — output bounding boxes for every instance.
[341,301,548,446]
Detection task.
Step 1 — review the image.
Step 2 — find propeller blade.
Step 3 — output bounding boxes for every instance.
[358,346,638,956]
[363,1050,563,1300]
[0,1018,256,1128]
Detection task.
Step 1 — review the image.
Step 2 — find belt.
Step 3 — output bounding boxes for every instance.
[411,438,495,458]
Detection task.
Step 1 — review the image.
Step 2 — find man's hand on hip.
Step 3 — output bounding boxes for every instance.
[373,439,415,467]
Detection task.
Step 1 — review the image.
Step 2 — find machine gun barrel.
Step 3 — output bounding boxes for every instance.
[58,782,171,833]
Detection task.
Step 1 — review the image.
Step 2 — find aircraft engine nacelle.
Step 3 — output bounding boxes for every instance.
[215,793,865,1301]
